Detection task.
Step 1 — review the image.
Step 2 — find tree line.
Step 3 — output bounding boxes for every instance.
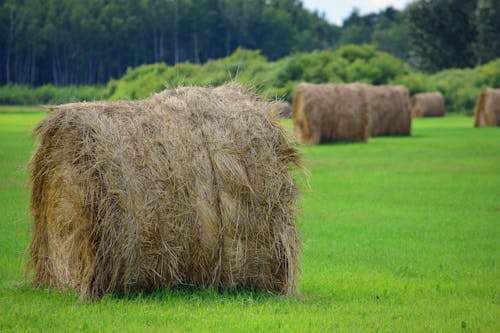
[334,0,499,71]
[0,0,337,85]
[0,0,498,86]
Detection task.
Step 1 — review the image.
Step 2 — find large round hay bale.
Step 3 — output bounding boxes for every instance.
[474,88,500,127]
[28,84,302,300]
[292,83,369,145]
[410,92,446,117]
[365,85,412,137]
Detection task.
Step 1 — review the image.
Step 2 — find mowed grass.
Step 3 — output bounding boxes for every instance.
[0,110,498,332]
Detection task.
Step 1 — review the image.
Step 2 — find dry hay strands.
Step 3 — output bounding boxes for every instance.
[272,101,293,119]
[28,84,302,301]
[292,83,369,145]
[474,88,500,127]
[410,92,446,117]
[365,85,412,137]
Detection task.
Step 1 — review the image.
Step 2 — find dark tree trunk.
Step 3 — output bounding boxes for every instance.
[6,7,16,83]
[193,33,200,63]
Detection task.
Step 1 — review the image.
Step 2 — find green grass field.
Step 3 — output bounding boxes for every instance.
[0,105,46,113]
[0,110,498,332]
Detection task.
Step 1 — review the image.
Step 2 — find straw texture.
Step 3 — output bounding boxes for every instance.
[292,83,369,145]
[273,102,293,118]
[28,84,302,300]
[365,85,412,136]
[410,92,446,117]
[474,88,500,127]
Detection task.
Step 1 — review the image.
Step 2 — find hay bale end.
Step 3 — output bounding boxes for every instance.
[292,83,369,145]
[474,88,500,127]
[410,92,446,117]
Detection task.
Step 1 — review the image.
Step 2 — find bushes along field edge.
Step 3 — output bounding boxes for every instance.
[0,45,498,115]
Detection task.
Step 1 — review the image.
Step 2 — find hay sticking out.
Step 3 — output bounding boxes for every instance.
[28,84,302,300]
[292,83,369,145]
[410,92,446,117]
[474,88,500,127]
[272,101,293,118]
[365,85,412,136]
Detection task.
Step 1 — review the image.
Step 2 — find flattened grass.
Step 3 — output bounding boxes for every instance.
[0,111,499,332]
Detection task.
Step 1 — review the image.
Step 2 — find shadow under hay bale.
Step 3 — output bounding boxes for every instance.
[292,83,369,145]
[410,92,446,117]
[365,85,412,137]
[28,84,302,301]
[474,88,500,127]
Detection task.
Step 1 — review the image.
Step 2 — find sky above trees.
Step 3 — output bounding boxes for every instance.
[302,0,413,25]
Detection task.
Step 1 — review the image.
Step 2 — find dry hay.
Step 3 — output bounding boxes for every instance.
[365,85,412,137]
[28,84,302,301]
[292,83,369,145]
[474,88,500,127]
[410,92,446,117]
[272,101,293,118]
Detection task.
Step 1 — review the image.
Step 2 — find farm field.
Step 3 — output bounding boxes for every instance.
[0,110,499,332]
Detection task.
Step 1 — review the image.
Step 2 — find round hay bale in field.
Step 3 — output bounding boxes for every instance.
[410,92,446,117]
[292,83,369,145]
[28,84,302,300]
[365,85,412,137]
[273,101,293,118]
[474,88,500,127]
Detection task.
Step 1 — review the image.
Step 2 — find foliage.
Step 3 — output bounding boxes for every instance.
[0,0,337,86]
[104,48,273,100]
[338,1,500,72]
[430,69,485,114]
[105,45,497,114]
[475,0,500,64]
[478,58,500,87]
[104,45,409,102]
[407,0,478,71]
[0,84,104,105]
[392,57,500,113]
[1,46,498,114]
[1,113,499,331]
[390,72,435,95]
[1,0,499,88]
[336,7,409,61]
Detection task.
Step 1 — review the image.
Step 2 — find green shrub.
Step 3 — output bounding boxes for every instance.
[102,64,171,100]
[431,68,485,114]
[0,84,104,105]
[337,44,377,62]
[477,58,500,88]
[391,72,436,94]
[391,59,500,114]
[1,47,498,114]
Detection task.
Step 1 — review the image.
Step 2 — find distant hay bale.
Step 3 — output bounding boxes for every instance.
[410,92,446,117]
[365,85,412,137]
[474,88,500,127]
[28,84,302,301]
[291,83,410,143]
[292,83,369,145]
[273,101,292,118]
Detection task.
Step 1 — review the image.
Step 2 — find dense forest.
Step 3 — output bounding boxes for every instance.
[0,0,338,85]
[0,0,499,86]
